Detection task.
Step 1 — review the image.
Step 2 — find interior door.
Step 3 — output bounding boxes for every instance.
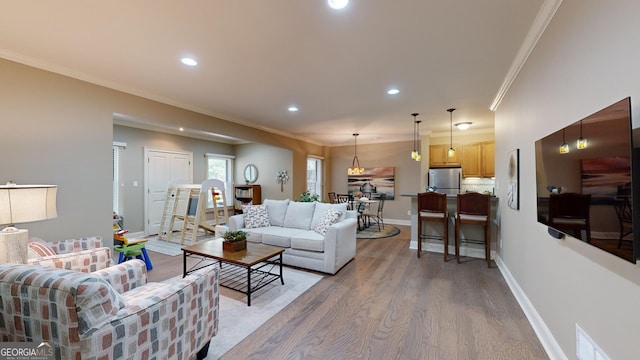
[144,148,193,235]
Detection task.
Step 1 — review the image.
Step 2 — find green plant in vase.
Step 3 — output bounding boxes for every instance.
[299,190,320,202]
[222,230,248,251]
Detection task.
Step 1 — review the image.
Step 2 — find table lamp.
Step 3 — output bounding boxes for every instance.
[0,182,58,263]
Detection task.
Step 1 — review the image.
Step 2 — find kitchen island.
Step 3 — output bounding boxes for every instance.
[402,193,499,261]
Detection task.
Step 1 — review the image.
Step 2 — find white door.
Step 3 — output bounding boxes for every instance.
[144,148,193,235]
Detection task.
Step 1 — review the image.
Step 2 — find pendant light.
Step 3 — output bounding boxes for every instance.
[411,113,418,159]
[577,120,588,149]
[447,108,456,158]
[415,118,422,161]
[347,133,364,175]
[560,128,570,154]
[410,113,422,161]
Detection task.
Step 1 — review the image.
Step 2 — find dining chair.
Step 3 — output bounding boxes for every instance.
[548,193,592,243]
[363,193,386,232]
[328,192,338,204]
[614,185,633,248]
[417,192,449,260]
[454,192,491,267]
[337,194,353,210]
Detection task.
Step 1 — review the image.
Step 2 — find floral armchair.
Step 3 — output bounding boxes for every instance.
[27,236,112,272]
[0,259,219,360]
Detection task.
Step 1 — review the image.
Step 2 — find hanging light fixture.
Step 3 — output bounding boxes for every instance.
[411,113,422,160]
[577,120,588,149]
[447,108,456,158]
[560,128,570,154]
[415,118,422,161]
[347,133,364,175]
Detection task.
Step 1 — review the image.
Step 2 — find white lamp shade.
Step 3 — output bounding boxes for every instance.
[0,185,57,225]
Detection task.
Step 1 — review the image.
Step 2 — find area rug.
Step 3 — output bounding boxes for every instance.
[144,237,184,256]
[356,224,400,239]
[205,267,323,359]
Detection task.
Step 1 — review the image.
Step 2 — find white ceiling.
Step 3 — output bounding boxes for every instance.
[0,0,546,146]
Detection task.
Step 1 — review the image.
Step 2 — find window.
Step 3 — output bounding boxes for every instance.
[307,156,323,201]
[112,142,126,215]
[206,153,235,207]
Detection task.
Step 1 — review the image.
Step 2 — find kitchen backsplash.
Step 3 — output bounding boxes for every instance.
[461,177,495,195]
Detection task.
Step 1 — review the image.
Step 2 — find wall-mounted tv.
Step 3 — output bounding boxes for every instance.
[535,97,639,263]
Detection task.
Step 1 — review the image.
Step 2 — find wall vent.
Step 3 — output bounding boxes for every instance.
[576,323,610,360]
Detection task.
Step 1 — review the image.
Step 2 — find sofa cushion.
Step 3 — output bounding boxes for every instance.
[283,201,316,230]
[314,208,343,235]
[243,204,270,228]
[27,238,56,259]
[310,202,348,229]
[263,199,290,226]
[291,230,325,252]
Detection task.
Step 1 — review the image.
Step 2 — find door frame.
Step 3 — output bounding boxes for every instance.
[143,147,193,235]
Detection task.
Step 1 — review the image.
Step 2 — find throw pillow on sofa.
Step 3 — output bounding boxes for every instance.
[314,208,343,235]
[310,202,348,229]
[243,204,270,228]
[27,238,56,259]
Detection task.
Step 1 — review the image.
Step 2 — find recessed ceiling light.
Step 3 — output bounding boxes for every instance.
[455,122,472,130]
[179,127,184,131]
[328,0,349,10]
[181,57,198,66]
[387,88,400,95]
[288,106,299,112]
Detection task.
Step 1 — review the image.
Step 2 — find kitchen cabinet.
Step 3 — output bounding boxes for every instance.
[429,144,461,167]
[462,141,494,177]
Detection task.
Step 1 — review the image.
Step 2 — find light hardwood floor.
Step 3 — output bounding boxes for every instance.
[146,225,548,360]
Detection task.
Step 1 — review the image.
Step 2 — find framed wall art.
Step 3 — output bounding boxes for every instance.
[347,167,395,200]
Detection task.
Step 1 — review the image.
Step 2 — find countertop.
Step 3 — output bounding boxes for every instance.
[401,193,498,199]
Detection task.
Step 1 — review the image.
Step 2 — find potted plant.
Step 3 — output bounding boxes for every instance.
[300,190,320,202]
[222,230,248,251]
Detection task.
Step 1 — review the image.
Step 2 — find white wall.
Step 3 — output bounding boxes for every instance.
[495,1,640,359]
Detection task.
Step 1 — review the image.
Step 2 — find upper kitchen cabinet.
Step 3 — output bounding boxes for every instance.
[462,141,494,178]
[429,144,461,167]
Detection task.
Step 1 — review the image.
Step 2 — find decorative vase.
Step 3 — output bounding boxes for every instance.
[223,239,246,251]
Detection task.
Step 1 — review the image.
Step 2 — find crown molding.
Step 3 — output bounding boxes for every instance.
[490,0,564,112]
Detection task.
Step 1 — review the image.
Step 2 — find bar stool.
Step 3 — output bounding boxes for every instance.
[454,192,491,267]
[417,192,449,260]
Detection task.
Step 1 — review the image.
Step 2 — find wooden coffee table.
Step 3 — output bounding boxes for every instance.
[182,238,284,306]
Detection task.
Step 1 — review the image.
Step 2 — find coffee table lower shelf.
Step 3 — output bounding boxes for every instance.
[182,239,285,306]
[217,259,284,305]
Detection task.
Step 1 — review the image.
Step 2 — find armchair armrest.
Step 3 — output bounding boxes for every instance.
[27,246,112,273]
[84,266,220,359]
[93,259,147,294]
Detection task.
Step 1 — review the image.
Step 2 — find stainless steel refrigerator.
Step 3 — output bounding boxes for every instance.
[427,168,461,196]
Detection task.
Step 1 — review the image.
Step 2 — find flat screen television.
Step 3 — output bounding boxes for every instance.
[535,97,639,263]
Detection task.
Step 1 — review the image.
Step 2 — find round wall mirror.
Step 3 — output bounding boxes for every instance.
[244,164,258,184]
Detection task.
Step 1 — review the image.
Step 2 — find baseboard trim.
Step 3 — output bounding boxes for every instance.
[495,255,567,360]
[384,218,410,226]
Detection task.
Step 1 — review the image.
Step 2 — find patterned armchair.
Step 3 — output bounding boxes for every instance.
[0,259,219,360]
[27,236,112,272]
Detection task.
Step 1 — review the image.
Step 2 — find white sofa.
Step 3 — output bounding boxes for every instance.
[228,199,357,274]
